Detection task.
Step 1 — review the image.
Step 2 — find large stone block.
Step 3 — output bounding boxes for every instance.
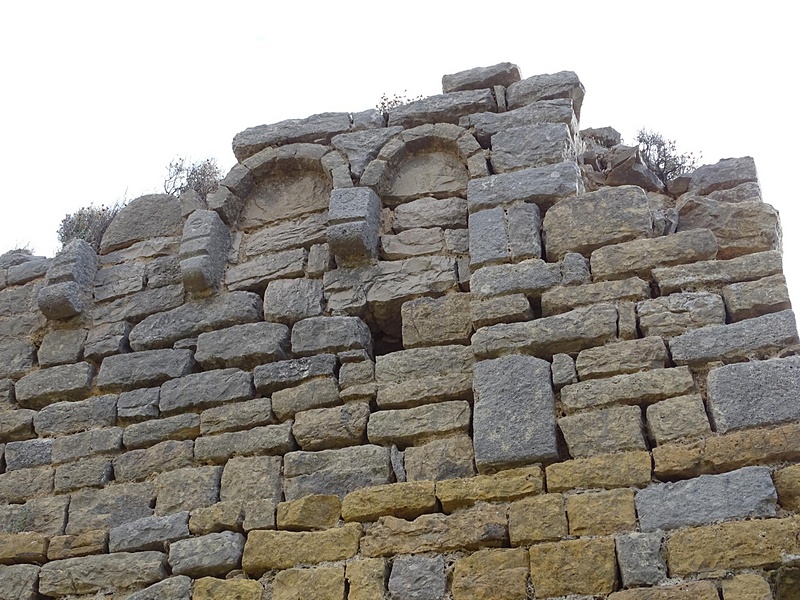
[193,577,263,600]
[168,531,244,577]
[97,349,195,392]
[442,62,521,93]
[491,123,575,173]
[707,355,800,432]
[341,481,435,523]
[122,413,199,449]
[84,321,131,361]
[653,250,782,294]
[194,422,294,463]
[274,566,346,600]
[451,548,530,600]
[0,467,54,504]
[108,512,190,553]
[472,355,557,473]
[51,427,122,464]
[271,376,340,421]
[264,278,324,324]
[100,194,182,254]
[0,532,48,564]
[54,456,113,492]
[283,445,391,500]
[575,337,667,381]
[328,187,381,264]
[0,496,68,536]
[387,89,495,128]
[722,273,791,321]
[37,329,86,367]
[200,398,275,436]
[15,362,95,409]
[645,394,711,445]
[368,401,470,447]
[0,564,40,600]
[332,126,404,180]
[508,494,567,545]
[92,284,185,326]
[566,489,636,536]
[179,209,230,293]
[393,196,467,231]
[277,494,341,531]
[470,293,532,329]
[527,537,617,597]
[610,582,719,600]
[0,409,35,443]
[112,440,194,483]
[688,156,759,196]
[669,309,798,366]
[159,368,253,414]
[461,99,578,145]
[224,248,307,292]
[543,185,653,261]
[472,303,618,359]
[66,482,154,535]
[388,555,446,600]
[126,575,193,600]
[155,465,222,515]
[253,354,337,394]
[636,292,726,339]
[293,402,370,451]
[34,394,116,437]
[401,293,472,348]
[195,322,289,370]
[0,341,35,380]
[403,435,476,482]
[232,112,352,161]
[220,455,283,503]
[436,466,544,513]
[39,551,169,596]
[541,277,650,316]
[559,405,646,458]
[506,70,585,117]
[775,464,800,511]
[128,291,262,351]
[291,316,372,356]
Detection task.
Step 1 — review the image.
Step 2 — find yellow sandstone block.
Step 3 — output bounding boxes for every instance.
[277,494,341,531]
[341,481,436,522]
[452,548,529,600]
[0,532,48,565]
[345,558,387,600]
[566,488,636,536]
[193,577,264,600]
[273,566,346,600]
[508,493,567,545]
[721,574,773,600]
[545,450,651,492]
[436,466,543,513]
[774,464,800,512]
[528,537,617,597]
[609,581,719,599]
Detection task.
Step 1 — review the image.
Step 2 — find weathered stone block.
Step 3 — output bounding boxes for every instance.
[637,292,726,339]
[559,405,646,458]
[168,531,244,578]
[97,349,195,392]
[195,322,289,370]
[388,555,446,600]
[154,465,222,516]
[528,537,617,597]
[253,354,337,394]
[721,574,773,600]
[0,564,40,600]
[92,284,184,326]
[291,316,372,356]
[722,273,791,322]
[108,512,190,553]
[645,394,711,445]
[437,465,544,513]
[193,577,263,600]
[194,422,294,463]
[462,98,578,145]
[84,321,131,362]
[264,278,324,324]
[243,212,327,256]
[54,456,113,492]
[0,496,68,536]
[220,455,282,504]
[576,336,667,381]
[469,259,560,299]
[653,250,783,294]
[367,400,470,447]
[189,501,244,535]
[242,522,361,576]
[491,123,575,173]
[508,494,566,545]
[615,532,666,588]
[507,70,585,116]
[566,488,636,536]
[274,566,346,600]
[200,398,274,436]
[0,532,48,564]
[393,196,467,231]
[159,368,253,415]
[404,434,476,482]
[117,388,159,423]
[470,293,532,329]
[51,427,122,464]
[15,362,95,409]
[4,438,52,471]
[443,62,521,93]
[688,156,759,196]
[34,394,116,437]
[233,112,351,161]
[0,409,35,443]
[341,481,435,523]
[277,494,340,531]
[609,581,719,600]
[473,355,557,472]
[283,445,391,500]
[272,376,340,421]
[180,209,230,293]
[126,575,193,600]
[387,89,495,128]
[469,207,510,269]
[775,464,800,512]
[346,558,387,600]
[0,467,53,504]
[66,482,154,535]
[37,329,86,367]
[293,402,369,451]
[122,413,199,449]
[561,366,695,413]
[112,440,194,483]
[225,248,307,291]
[401,293,472,348]
[541,277,650,316]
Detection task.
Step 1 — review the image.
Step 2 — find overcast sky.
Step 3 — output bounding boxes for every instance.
[1,1,796,302]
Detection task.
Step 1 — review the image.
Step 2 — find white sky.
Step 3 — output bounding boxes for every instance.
[1,1,797,302]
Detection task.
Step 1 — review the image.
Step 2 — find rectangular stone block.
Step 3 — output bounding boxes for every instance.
[472,303,618,359]
[645,394,711,445]
[653,250,783,294]
[541,277,651,316]
[451,548,529,600]
[15,362,95,409]
[436,465,544,513]
[360,503,507,557]
[508,494,566,545]
[109,512,190,553]
[615,531,667,588]
[47,530,107,560]
[637,291,725,339]
[168,530,244,577]
[159,368,253,415]
[277,494,341,531]
[54,456,113,492]
[200,398,274,435]
[491,123,575,173]
[472,355,557,473]
[126,575,194,600]
[291,316,372,356]
[194,422,294,463]
[561,366,695,413]
[112,440,194,483]
[722,273,791,322]
[37,329,86,367]
[401,293,472,348]
[84,321,131,362]
[566,488,636,536]
[670,309,798,366]
[775,464,800,512]
[97,349,195,392]
[293,402,370,451]
[241,522,362,576]
[576,336,667,381]
[271,376,340,421]
[469,207,510,269]
[380,227,445,260]
[0,341,35,380]
[470,293,532,329]
[0,496,68,536]
[341,481,436,523]
[0,409,35,443]
[346,558,387,600]
[393,196,467,231]
[92,284,184,327]
[283,445,392,500]
[66,482,155,535]
[0,563,40,600]
[195,322,290,370]
[273,566,346,600]
[34,394,117,437]
[367,401,470,447]
[0,467,53,504]
[51,427,122,464]
[559,405,646,458]
[155,465,222,516]
[38,551,169,596]
[404,434,476,482]
[0,532,48,565]
[122,413,199,449]
[469,259,561,299]
[253,354,337,394]
[225,248,308,291]
[528,537,617,597]
[220,455,283,503]
[4,438,52,471]
[386,89,495,128]
[117,388,159,423]
[609,581,718,600]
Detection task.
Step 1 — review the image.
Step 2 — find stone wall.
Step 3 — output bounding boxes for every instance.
[0,62,797,599]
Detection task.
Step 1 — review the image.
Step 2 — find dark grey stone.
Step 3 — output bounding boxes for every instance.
[220,163,255,198]
[122,413,200,449]
[155,465,222,516]
[113,440,194,484]
[146,255,182,288]
[4,438,52,470]
[615,532,667,588]
[0,409,36,443]
[507,201,542,261]
[93,262,146,302]
[388,554,446,600]
[469,259,561,299]
[232,112,352,161]
[126,575,193,600]
[100,194,183,254]
[669,309,799,366]
[38,329,86,367]
[291,316,372,356]
[51,427,123,464]
[283,444,391,500]
[92,284,185,326]
[263,278,324,325]
[66,482,155,535]
[54,457,113,492]
[472,355,557,473]
[387,89,495,129]
[0,466,54,503]
[0,496,68,536]
[442,62,521,93]
[109,512,190,553]
[506,70,585,117]
[0,340,35,379]
[168,531,245,577]
[97,349,195,392]
[117,388,160,423]
[34,394,117,436]
[253,354,338,394]
[331,126,403,179]
[688,156,758,196]
[159,368,253,415]
[469,207,508,269]
[635,466,777,531]
[200,398,275,436]
[193,422,295,464]
[195,321,290,370]
[707,355,800,432]
[0,379,15,409]
[0,564,41,600]
[224,248,307,292]
[15,362,96,409]
[84,321,131,362]
[491,123,575,173]
[7,257,50,286]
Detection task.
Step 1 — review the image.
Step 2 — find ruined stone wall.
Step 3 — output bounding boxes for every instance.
[0,62,798,599]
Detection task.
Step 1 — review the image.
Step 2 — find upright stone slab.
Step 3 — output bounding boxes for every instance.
[328,187,381,266]
[180,209,230,293]
[472,355,557,473]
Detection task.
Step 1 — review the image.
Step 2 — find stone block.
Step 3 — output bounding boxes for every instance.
[346,558,387,600]
[0,409,35,443]
[437,465,544,513]
[404,434,476,481]
[253,354,337,394]
[470,293,532,329]
[561,366,695,413]
[670,310,798,366]
[126,575,193,600]
[491,123,575,173]
[168,531,244,578]
[146,255,181,288]
[154,465,222,516]
[654,249,783,294]
[233,112,351,161]
[200,398,274,436]
[723,273,791,322]
[393,196,467,231]
[108,512,190,553]
[543,185,653,261]
[292,316,373,357]
[646,394,711,445]
[284,445,391,500]
[277,494,340,531]
[242,522,361,576]
[97,349,195,392]
[637,291,726,338]
[388,554,446,600]
[774,566,800,600]
[637,466,776,531]
[0,467,53,504]
[93,262,145,303]
[242,498,277,532]
[180,209,230,293]
[195,322,289,370]
[51,427,122,464]
[274,566,346,600]
[242,212,327,256]
[192,577,263,600]
[117,388,159,423]
[360,503,507,557]
[0,379,15,409]
[667,515,800,576]
[0,532,48,564]
[507,201,543,262]
[527,537,617,597]
[92,284,185,326]
[189,501,244,535]
[469,258,561,299]
[566,488,636,536]
[341,481,435,523]
[367,400,470,447]
[721,574,773,600]
[380,226,448,259]
[611,583,720,599]
[54,456,113,492]
[272,376,340,421]
[688,156,759,196]
[541,276,651,316]
[49,530,108,559]
[615,531,666,588]
[122,413,199,449]
[473,355,557,472]
[576,336,667,381]
[507,70,585,116]
[472,303,618,359]
[508,494,567,545]
[401,293,472,348]
[469,207,510,269]
[307,242,333,277]
[4,438,52,471]
[225,248,307,291]
[263,278,323,325]
[112,440,193,483]
[293,402,370,451]
[461,98,578,145]
[559,406,646,458]
[442,62,521,93]
[37,329,86,367]
[34,394,116,437]
[194,422,294,463]
[386,89,495,128]
[159,368,253,415]
[775,464,800,511]
[15,362,95,409]
[220,455,282,504]
[0,496,68,537]
[332,126,402,181]
[590,228,718,281]
[0,564,40,600]
[84,321,131,362]
[551,353,577,389]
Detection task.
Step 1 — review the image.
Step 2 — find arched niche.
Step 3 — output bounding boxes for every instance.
[360,123,486,206]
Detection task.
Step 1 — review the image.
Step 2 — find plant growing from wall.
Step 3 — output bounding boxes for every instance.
[163,157,222,200]
[636,128,700,193]
[57,201,126,253]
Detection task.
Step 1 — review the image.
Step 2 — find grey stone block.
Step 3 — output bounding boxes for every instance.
[393,196,468,231]
[51,427,123,464]
[38,552,168,597]
[469,259,561,299]
[7,257,50,286]
[4,438,52,470]
[558,405,646,458]
[97,349,195,393]
[195,321,289,371]
[0,379,15,409]
[645,394,712,445]
[224,248,307,292]
[206,186,244,226]
[117,388,160,423]
[472,355,557,473]
[332,126,403,180]
[541,277,650,317]
[722,273,791,322]
[232,112,352,161]
[109,512,190,552]
[0,466,54,504]
[507,70,585,117]
[112,440,194,483]
[0,564,40,600]
[15,362,95,409]
[93,262,145,302]
[469,207,509,269]
[387,89,495,129]
[615,532,667,588]
[155,466,222,516]
[193,422,295,464]
[491,123,575,173]
[328,221,380,266]
[54,456,113,492]
[271,376,341,421]
[122,413,200,449]
[637,292,726,339]
[707,355,800,432]
[283,445,391,500]
[653,250,782,294]
[128,291,263,351]
[264,278,324,325]
[66,482,155,535]
[291,316,372,356]
[168,531,245,577]
[0,496,69,536]
[367,401,470,448]
[84,321,131,362]
[470,294,532,329]
[34,394,117,436]
[0,409,35,443]
[253,354,338,394]
[146,255,182,288]
[200,398,275,436]
[551,353,577,389]
[92,284,184,326]
[507,201,542,261]
[306,243,333,277]
[158,368,253,415]
[220,455,283,503]
[461,98,578,145]
[126,575,193,600]
[404,435,476,482]
[37,329,86,367]
[635,466,777,531]
[688,156,758,196]
[293,402,370,451]
[389,554,446,600]
[669,309,799,366]
[442,62,521,93]
[100,194,182,254]
[180,209,230,293]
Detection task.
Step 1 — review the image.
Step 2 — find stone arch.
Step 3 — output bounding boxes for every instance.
[360,124,486,205]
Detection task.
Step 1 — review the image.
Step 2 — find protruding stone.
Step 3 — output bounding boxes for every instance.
[101,194,182,254]
[15,362,96,409]
[506,70,585,118]
[688,156,759,196]
[180,209,230,292]
[637,292,726,339]
[328,187,381,265]
[38,240,98,319]
[653,250,782,294]
[291,316,372,356]
[722,273,791,321]
[388,555,446,600]
[442,62,521,93]
[615,532,667,588]
[97,349,195,392]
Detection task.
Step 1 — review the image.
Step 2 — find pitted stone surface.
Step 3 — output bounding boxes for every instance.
[292,316,372,356]
[109,512,190,552]
[168,531,245,577]
[442,62,521,93]
[506,70,585,117]
[615,532,666,588]
[254,354,338,394]
[159,368,253,414]
[15,362,96,409]
[387,89,496,128]
[388,554,447,600]
[195,321,289,370]
[101,194,183,254]
[97,349,195,392]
